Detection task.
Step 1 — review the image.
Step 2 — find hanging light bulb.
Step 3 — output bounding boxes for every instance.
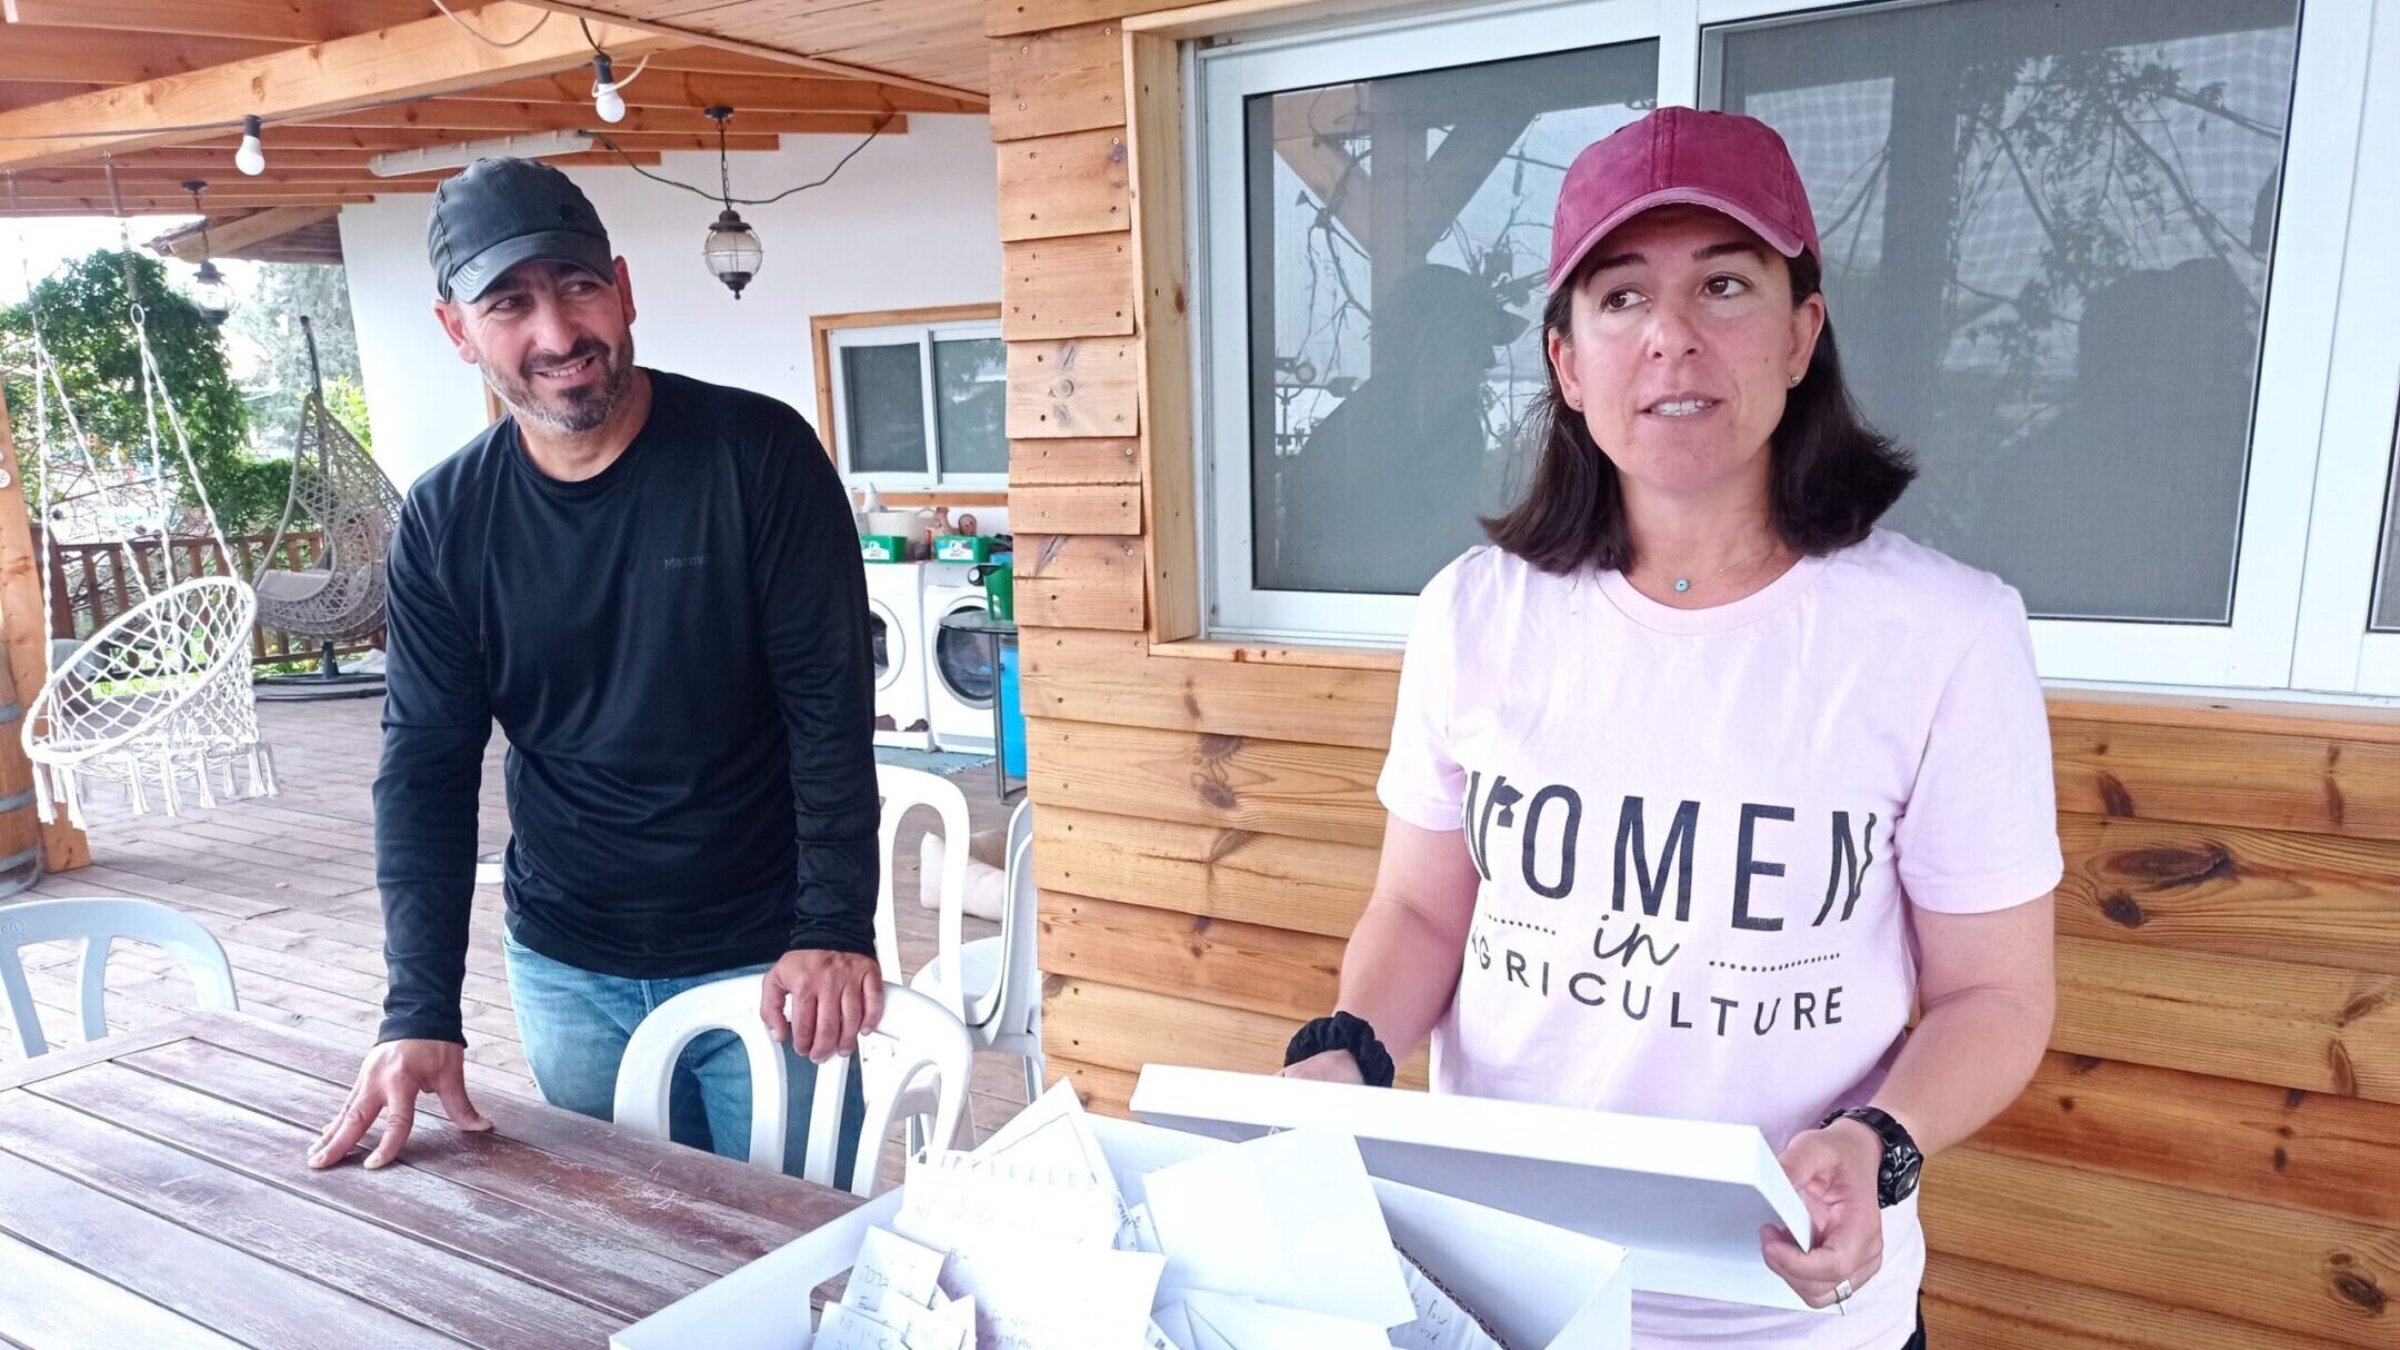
[235,114,266,176]
[590,53,627,124]
[699,107,764,298]
[182,181,236,324]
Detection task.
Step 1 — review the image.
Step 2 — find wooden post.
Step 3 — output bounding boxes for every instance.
[0,392,91,872]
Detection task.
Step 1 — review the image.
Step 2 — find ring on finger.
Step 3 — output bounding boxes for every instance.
[1833,1278,1854,1315]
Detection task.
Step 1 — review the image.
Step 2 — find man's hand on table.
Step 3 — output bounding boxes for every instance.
[308,1039,493,1171]
[761,949,885,1063]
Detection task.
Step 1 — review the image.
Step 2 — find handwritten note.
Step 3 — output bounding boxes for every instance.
[894,1151,1120,1255]
[847,1228,948,1315]
[1390,1249,1509,1350]
[939,1235,1164,1350]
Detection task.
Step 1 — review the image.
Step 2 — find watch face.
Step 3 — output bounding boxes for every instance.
[1884,1142,1924,1202]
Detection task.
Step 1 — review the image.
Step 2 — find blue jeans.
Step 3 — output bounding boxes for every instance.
[500,929,866,1184]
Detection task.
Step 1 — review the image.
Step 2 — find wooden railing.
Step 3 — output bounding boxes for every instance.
[32,529,382,667]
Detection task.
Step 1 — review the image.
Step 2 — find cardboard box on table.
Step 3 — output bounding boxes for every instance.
[1128,1066,1818,1314]
[611,1111,1635,1350]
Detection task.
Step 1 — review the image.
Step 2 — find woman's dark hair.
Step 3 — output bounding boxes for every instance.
[1482,250,1915,574]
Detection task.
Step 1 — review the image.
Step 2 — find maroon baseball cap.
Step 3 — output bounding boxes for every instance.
[1548,107,1820,291]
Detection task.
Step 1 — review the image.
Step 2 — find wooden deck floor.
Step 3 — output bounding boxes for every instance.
[0,697,1031,1151]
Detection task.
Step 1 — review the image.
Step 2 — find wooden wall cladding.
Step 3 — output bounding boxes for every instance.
[984,2,2400,1345]
[1005,338,1139,439]
[990,22,1124,141]
[996,128,1130,240]
[1011,535,1146,630]
[1007,437,1142,485]
[1003,233,1135,339]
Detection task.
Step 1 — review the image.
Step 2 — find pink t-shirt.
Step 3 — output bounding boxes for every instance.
[1378,529,2063,1350]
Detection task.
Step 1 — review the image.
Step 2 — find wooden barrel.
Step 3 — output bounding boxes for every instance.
[0,652,44,898]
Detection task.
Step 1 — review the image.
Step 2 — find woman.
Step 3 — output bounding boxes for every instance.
[1280,108,2060,1350]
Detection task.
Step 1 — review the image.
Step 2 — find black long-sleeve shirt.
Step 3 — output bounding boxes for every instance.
[374,369,879,1045]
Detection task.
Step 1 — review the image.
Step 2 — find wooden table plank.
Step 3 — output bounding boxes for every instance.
[0,1024,194,1092]
[191,1012,864,1231]
[27,1060,718,1321]
[0,1012,868,1348]
[128,1037,799,1274]
[0,1229,249,1350]
[0,1095,609,1345]
[0,1142,459,1349]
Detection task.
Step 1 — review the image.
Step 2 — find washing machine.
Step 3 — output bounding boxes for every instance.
[921,561,996,753]
[862,561,932,749]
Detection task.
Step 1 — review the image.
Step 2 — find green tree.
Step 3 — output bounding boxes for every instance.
[0,249,287,534]
[232,262,367,443]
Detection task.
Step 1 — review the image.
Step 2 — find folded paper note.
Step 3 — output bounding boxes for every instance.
[1141,1127,1415,1328]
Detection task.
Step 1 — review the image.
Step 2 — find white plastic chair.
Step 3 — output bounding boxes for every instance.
[874,765,971,1016]
[609,978,970,1195]
[0,896,238,1057]
[910,800,1046,1101]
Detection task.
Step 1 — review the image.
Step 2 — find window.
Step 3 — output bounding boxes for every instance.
[1188,0,2400,697]
[1201,4,1659,640]
[813,309,1006,490]
[2377,438,2400,634]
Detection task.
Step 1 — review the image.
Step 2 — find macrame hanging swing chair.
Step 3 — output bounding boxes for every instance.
[14,171,278,828]
[250,315,402,701]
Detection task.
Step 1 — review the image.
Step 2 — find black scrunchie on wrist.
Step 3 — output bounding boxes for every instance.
[1283,1011,1396,1088]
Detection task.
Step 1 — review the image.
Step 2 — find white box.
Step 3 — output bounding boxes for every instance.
[613,1115,1633,1350]
[1128,1066,1818,1313]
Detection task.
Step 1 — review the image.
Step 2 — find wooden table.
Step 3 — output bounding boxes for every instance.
[0,1013,862,1349]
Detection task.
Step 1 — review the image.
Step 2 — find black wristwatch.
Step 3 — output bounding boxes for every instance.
[1822,1106,1923,1208]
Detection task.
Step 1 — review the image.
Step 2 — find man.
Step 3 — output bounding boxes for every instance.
[307,157,883,1177]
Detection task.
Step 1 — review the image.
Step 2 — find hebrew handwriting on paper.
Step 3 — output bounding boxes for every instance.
[1118,1202,1164,1254]
[849,1228,948,1314]
[894,1151,1120,1255]
[975,1080,1119,1192]
[1390,1250,1509,1350]
[939,1237,1164,1350]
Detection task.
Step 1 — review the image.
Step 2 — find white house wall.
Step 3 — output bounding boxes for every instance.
[340,114,1004,489]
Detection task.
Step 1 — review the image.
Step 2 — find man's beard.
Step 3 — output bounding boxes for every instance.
[485,336,635,434]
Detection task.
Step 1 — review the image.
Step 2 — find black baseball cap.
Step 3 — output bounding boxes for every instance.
[427,157,614,302]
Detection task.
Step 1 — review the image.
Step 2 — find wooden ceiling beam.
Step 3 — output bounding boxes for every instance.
[1,194,384,216]
[105,145,518,168]
[155,205,341,262]
[454,70,980,115]
[0,81,103,111]
[0,28,285,84]
[0,2,680,170]
[0,180,426,200]
[297,100,908,138]
[4,153,665,188]
[0,1,444,44]
[513,1,986,106]
[152,126,785,154]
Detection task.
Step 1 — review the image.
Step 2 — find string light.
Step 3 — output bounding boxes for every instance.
[234,115,265,176]
[591,53,627,123]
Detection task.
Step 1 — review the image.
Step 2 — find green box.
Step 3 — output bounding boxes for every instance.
[933,535,992,564]
[859,534,909,563]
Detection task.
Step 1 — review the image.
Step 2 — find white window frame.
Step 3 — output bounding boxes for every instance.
[826,319,1008,492]
[2290,0,2400,696]
[1198,0,1676,645]
[1189,0,2400,697]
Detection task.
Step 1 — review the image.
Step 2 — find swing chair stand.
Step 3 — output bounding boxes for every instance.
[254,641,386,701]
